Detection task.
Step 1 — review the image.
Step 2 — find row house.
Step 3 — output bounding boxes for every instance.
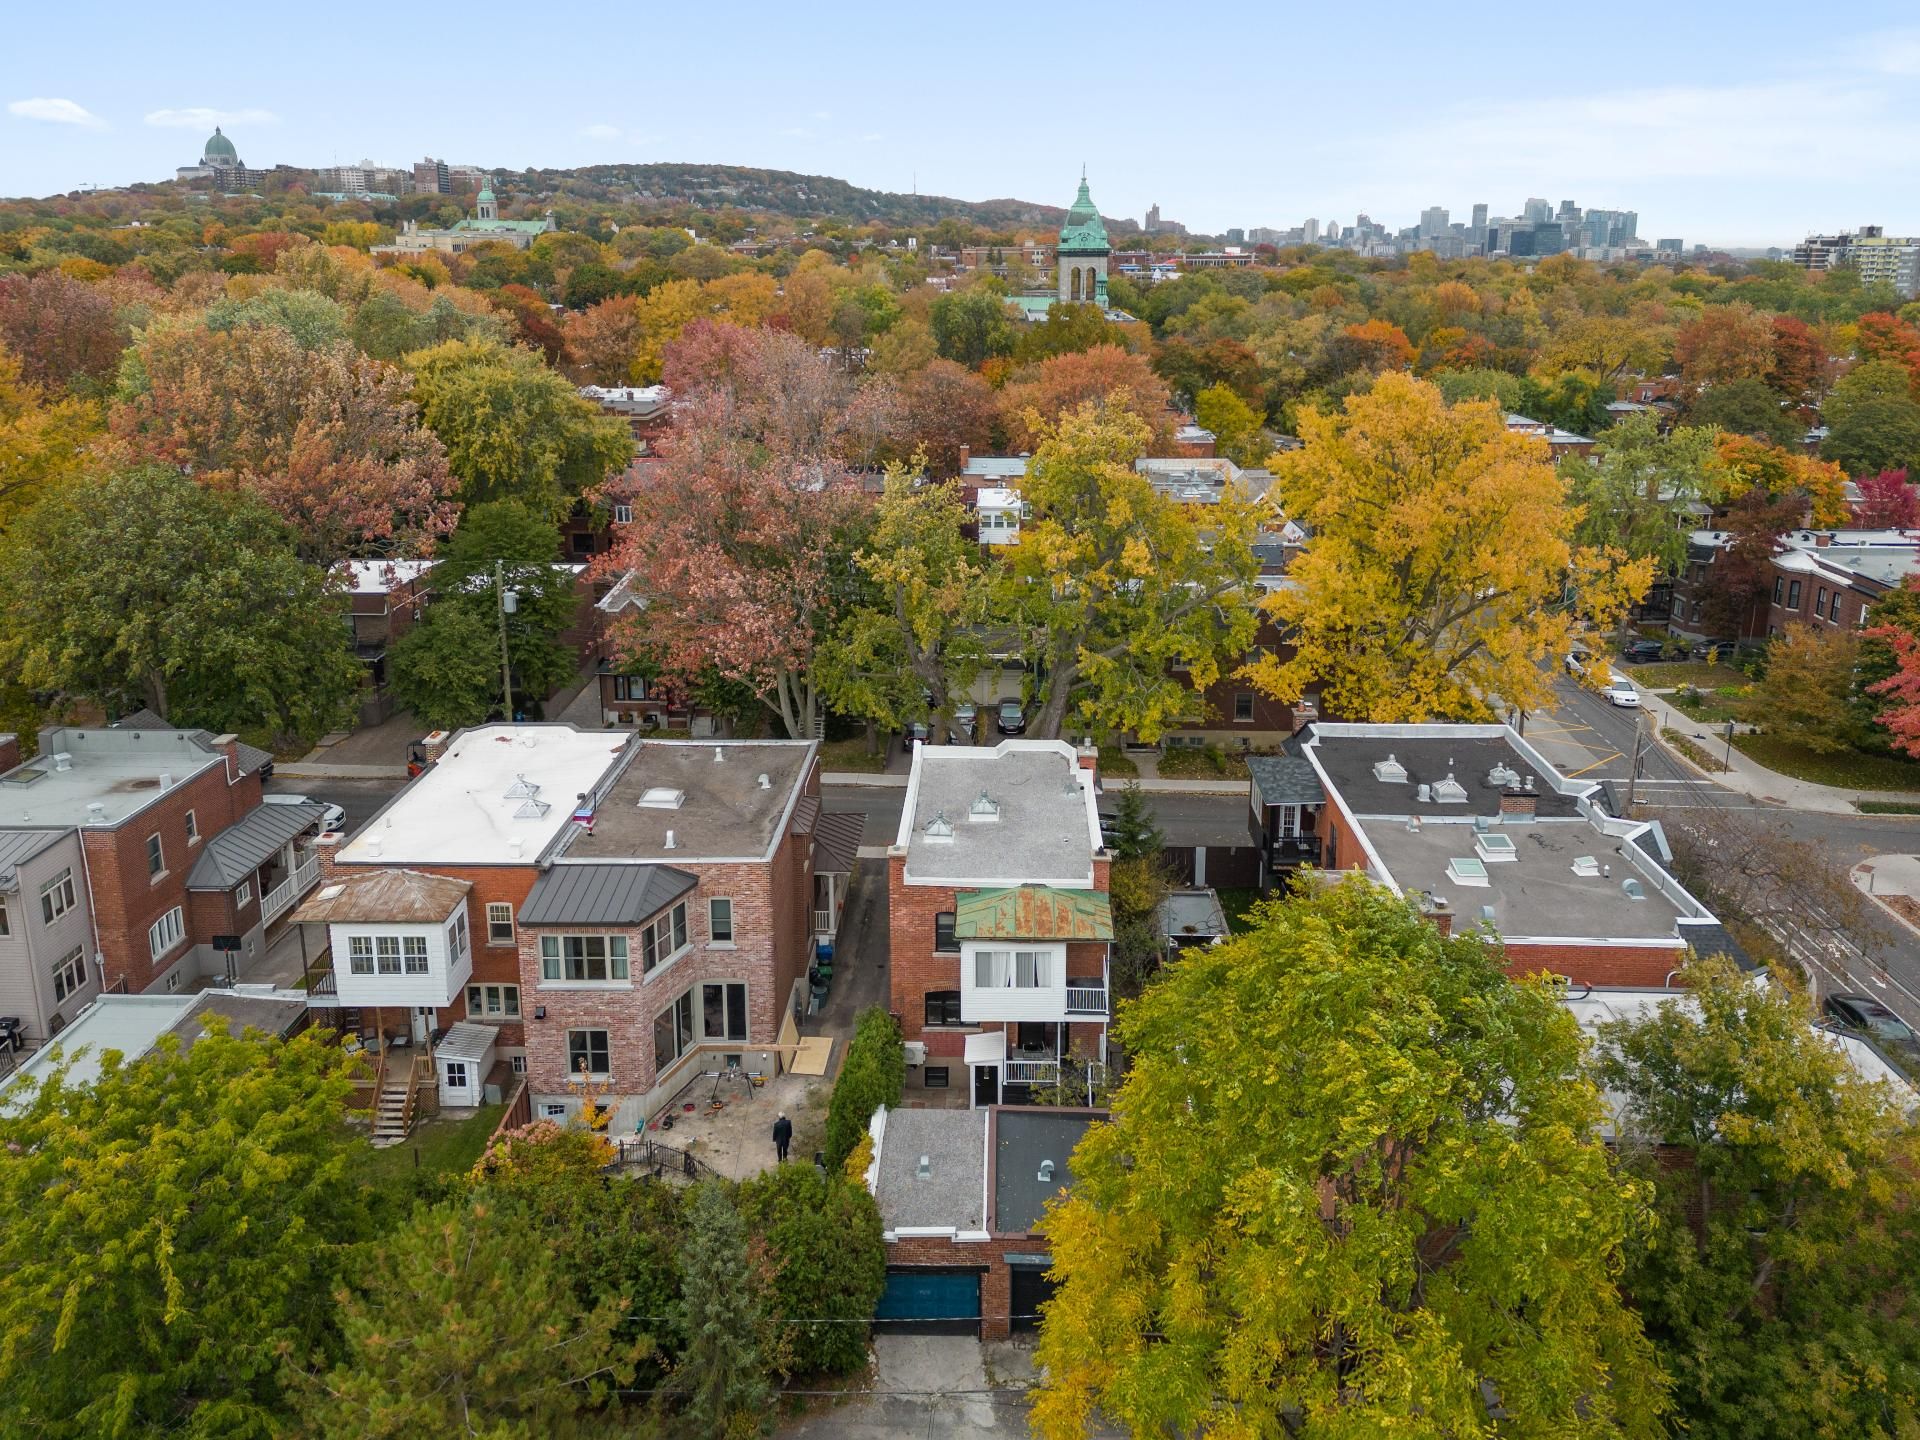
[1669,527,1919,644]
[0,724,317,1053]
[1250,722,1736,988]
[889,740,1111,1107]
[296,724,853,1127]
[341,560,434,727]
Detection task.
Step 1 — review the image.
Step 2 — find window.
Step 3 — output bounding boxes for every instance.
[403,936,430,975]
[1787,580,1801,608]
[443,1060,469,1090]
[486,903,514,946]
[349,937,374,975]
[1773,576,1783,603]
[934,913,958,953]
[973,949,1051,988]
[923,1066,950,1088]
[568,1028,611,1079]
[640,902,689,973]
[148,906,185,962]
[52,946,86,1003]
[466,983,521,1018]
[672,902,687,950]
[703,981,748,1042]
[511,1054,527,1073]
[0,898,8,936]
[613,503,634,525]
[373,936,400,974]
[925,990,963,1026]
[1233,692,1256,722]
[653,990,695,1069]
[612,675,650,702]
[539,934,630,982]
[708,897,734,945]
[40,869,75,924]
[541,1102,567,1119]
[184,810,198,844]
[450,911,469,956]
[1816,586,1828,617]
[146,833,165,879]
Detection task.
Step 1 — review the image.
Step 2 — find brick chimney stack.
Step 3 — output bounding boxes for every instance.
[0,734,19,774]
[420,730,451,764]
[1499,783,1537,819]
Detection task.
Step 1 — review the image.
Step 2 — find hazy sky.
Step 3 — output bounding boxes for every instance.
[6,2,1920,246]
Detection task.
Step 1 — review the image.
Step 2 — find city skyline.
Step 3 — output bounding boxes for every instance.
[5,2,1920,245]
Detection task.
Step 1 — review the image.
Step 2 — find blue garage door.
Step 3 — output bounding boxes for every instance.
[874,1268,982,1335]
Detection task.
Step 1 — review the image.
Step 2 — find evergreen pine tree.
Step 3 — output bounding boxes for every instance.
[665,1180,773,1439]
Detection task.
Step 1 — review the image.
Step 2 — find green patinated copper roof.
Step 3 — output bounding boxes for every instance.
[1057,174,1110,255]
[202,127,237,160]
[954,886,1113,941]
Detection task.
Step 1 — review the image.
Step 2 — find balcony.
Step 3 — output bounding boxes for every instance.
[262,857,320,927]
[1064,984,1107,1016]
[1269,837,1322,867]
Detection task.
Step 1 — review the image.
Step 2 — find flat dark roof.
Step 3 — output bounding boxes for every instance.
[566,740,814,862]
[993,1109,1099,1235]
[1311,734,1584,818]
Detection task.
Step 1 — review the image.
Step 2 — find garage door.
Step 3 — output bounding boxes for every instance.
[1009,1261,1056,1333]
[874,1268,982,1336]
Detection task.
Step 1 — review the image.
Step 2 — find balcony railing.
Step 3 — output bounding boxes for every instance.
[812,909,833,936]
[262,857,320,927]
[1064,985,1107,1016]
[1270,837,1322,866]
[1004,1057,1060,1083]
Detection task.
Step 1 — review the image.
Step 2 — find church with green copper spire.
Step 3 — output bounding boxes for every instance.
[1056,169,1112,307]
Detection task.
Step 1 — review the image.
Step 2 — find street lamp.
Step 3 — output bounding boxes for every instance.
[495,561,519,722]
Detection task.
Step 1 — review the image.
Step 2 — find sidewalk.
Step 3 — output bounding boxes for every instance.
[1854,856,1920,941]
[1640,688,1910,816]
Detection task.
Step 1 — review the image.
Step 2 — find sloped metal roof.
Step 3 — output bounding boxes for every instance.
[954,886,1113,941]
[519,863,697,927]
[813,811,864,875]
[291,869,470,925]
[187,802,323,890]
[0,830,64,890]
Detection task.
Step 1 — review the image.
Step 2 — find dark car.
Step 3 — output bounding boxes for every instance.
[996,699,1028,736]
[904,720,931,747]
[1825,994,1919,1049]
[1690,639,1735,662]
[1621,639,1667,664]
[945,703,978,744]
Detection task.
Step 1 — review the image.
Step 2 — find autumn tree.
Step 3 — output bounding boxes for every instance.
[1674,301,1776,389]
[891,358,1002,474]
[1193,382,1265,466]
[1854,466,1918,527]
[1247,374,1649,721]
[1713,431,1850,524]
[0,1025,366,1436]
[0,269,125,395]
[110,319,460,560]
[1698,488,1798,638]
[929,288,1016,367]
[1766,313,1828,405]
[408,337,633,520]
[998,405,1259,740]
[0,346,100,532]
[1012,301,1135,364]
[489,281,568,362]
[1685,376,1801,445]
[1856,310,1920,390]
[1000,344,1175,451]
[815,469,990,737]
[1824,359,1920,477]
[0,466,360,738]
[1756,623,1861,753]
[1033,879,1668,1440]
[1538,312,1667,380]
[562,293,644,384]
[1598,957,1920,1440]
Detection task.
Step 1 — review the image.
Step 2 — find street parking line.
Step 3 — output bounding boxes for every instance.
[1561,752,1624,779]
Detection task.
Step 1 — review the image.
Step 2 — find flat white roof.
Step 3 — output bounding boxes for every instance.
[338,725,631,867]
[976,486,1020,509]
[341,559,435,594]
[5,995,198,1099]
[895,740,1101,888]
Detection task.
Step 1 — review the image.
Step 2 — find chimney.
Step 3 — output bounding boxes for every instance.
[0,734,19,774]
[1074,738,1099,779]
[1813,531,1832,547]
[1499,785,1536,819]
[420,729,451,764]
[313,831,343,883]
[957,444,970,472]
[211,732,241,782]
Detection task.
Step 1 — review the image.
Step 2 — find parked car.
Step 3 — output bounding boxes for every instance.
[1621,639,1667,664]
[946,703,977,744]
[996,698,1028,736]
[1826,994,1919,1050]
[1563,649,1590,677]
[1690,640,1735,662]
[1604,675,1641,708]
[263,793,347,833]
[903,720,931,747]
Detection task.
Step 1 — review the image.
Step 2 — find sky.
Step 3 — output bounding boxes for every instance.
[5,3,1920,247]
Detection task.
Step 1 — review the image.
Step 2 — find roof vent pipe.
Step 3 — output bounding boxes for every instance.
[714,746,724,763]
[1038,1159,1056,1183]
[917,1154,932,1179]
[52,753,72,772]
[664,829,677,850]
[757,773,771,790]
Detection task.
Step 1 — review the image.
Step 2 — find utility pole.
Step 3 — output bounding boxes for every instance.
[495,560,516,722]
[1624,711,1649,813]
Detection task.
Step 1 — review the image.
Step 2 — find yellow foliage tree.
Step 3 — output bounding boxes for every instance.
[0,347,100,533]
[1244,373,1650,721]
[632,278,710,382]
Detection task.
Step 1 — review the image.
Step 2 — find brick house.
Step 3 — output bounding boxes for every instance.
[890,740,1110,1107]
[298,724,836,1124]
[1254,722,1735,988]
[0,725,314,1051]
[1668,527,1919,645]
[340,560,434,727]
[865,1104,1102,1339]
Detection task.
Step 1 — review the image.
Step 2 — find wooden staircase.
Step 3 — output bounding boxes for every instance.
[371,1054,431,1143]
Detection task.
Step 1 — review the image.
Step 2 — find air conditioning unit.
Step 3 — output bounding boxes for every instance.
[903,1041,928,1068]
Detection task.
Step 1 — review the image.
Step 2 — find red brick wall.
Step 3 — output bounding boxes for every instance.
[881,1232,1051,1340]
[87,750,262,992]
[1506,942,1684,988]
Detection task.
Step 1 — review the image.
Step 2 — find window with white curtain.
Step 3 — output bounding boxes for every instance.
[973,949,1051,988]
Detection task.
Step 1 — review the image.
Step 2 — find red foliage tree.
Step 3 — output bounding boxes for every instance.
[1854,468,1919,529]
[1000,344,1175,451]
[490,284,567,363]
[1766,315,1828,407]
[1700,489,1801,638]
[0,271,125,394]
[892,359,1003,475]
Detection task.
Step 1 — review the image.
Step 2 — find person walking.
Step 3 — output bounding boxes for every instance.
[772,1111,793,1163]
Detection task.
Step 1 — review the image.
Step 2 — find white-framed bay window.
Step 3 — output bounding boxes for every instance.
[960,941,1068,1023]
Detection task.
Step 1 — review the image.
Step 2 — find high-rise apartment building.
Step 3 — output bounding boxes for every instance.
[1523,197,1551,224]
[1419,205,1450,238]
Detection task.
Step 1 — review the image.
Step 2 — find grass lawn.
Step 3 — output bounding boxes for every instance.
[1624,661,1749,689]
[1157,746,1250,780]
[1097,746,1139,778]
[1214,887,1264,934]
[356,1102,507,1187]
[815,736,889,773]
[1732,734,1920,793]
[1666,687,1752,725]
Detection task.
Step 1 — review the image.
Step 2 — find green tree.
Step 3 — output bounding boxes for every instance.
[1685,376,1801,445]
[1033,879,1668,1439]
[1000,404,1260,740]
[1756,623,1861,753]
[1597,957,1920,1440]
[388,603,512,730]
[0,465,360,739]
[735,1164,886,1376]
[823,1007,905,1170]
[929,289,1016,368]
[665,1180,773,1440]
[815,469,990,737]
[1013,301,1132,364]
[297,1195,644,1439]
[0,1025,366,1437]
[408,338,633,519]
[1193,382,1266,466]
[1824,360,1920,477]
[1103,781,1164,861]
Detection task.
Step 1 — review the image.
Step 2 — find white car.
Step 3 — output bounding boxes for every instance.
[1605,676,1641,708]
[263,793,348,832]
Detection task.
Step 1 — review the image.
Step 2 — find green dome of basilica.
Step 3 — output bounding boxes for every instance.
[1057,175,1110,254]
[201,127,238,162]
